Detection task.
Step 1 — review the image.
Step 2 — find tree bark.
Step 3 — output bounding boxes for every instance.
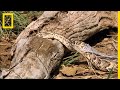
[2,36,64,79]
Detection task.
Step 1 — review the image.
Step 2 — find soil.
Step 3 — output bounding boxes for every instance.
[0,37,16,69]
[0,28,118,79]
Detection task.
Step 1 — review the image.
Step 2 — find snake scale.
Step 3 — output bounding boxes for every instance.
[35,11,117,72]
[37,32,117,72]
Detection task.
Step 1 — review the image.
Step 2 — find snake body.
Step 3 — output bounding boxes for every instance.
[37,32,117,72]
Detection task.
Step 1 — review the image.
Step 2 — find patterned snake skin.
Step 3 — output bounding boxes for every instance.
[37,32,117,72]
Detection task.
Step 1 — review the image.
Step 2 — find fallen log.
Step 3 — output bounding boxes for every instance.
[0,11,117,79]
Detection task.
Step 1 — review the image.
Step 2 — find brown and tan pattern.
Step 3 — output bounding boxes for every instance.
[0,11,118,79]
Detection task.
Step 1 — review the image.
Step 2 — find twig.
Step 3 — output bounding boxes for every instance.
[112,38,118,43]
[112,41,118,51]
